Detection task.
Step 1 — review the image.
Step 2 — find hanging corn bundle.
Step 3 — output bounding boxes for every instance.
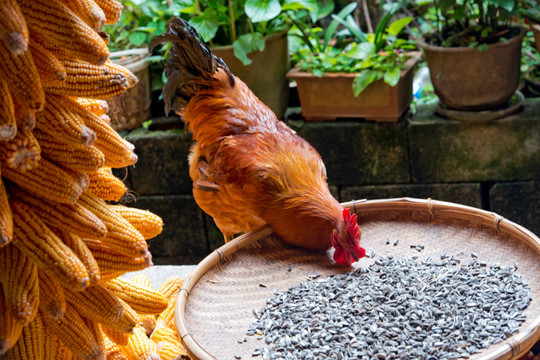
[0,0,188,358]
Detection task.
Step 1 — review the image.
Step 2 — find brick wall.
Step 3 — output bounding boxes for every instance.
[119,99,540,264]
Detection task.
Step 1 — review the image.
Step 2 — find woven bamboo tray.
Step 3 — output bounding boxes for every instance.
[175,198,540,360]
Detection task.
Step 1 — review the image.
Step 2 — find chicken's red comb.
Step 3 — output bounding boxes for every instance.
[343,208,360,242]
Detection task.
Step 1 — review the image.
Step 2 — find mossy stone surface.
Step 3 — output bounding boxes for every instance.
[409,101,540,183]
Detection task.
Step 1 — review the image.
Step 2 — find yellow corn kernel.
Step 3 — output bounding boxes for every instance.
[10,200,90,290]
[111,205,163,240]
[94,0,123,24]
[59,0,106,31]
[1,157,85,204]
[41,304,103,360]
[0,0,29,55]
[0,78,16,141]
[37,269,66,320]
[0,171,13,246]
[130,275,153,290]
[29,39,66,85]
[84,111,138,168]
[155,340,188,360]
[76,97,109,116]
[88,167,127,202]
[34,128,105,173]
[105,278,168,315]
[0,36,43,111]
[124,275,156,336]
[45,58,138,100]
[12,93,36,131]
[61,232,100,285]
[83,316,104,355]
[99,298,139,335]
[63,284,124,325]
[101,326,128,359]
[0,243,39,325]
[149,326,184,353]
[43,334,73,360]
[157,277,185,303]
[0,127,41,172]
[6,310,44,359]
[18,0,109,65]
[36,94,97,146]
[120,325,160,360]
[79,192,148,256]
[155,298,176,330]
[0,286,23,355]
[9,185,107,239]
[102,325,130,346]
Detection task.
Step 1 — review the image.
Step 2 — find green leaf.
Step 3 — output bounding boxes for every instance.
[386,17,413,36]
[353,70,379,96]
[383,65,401,86]
[345,42,375,60]
[486,0,516,12]
[129,32,147,46]
[478,44,489,52]
[188,8,219,42]
[323,2,357,51]
[233,33,265,65]
[245,0,282,22]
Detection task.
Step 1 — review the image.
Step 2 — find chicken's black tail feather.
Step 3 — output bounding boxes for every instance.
[149,17,235,115]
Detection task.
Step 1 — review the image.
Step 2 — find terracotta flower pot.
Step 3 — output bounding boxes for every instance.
[286,52,421,122]
[417,26,526,111]
[108,48,152,131]
[212,32,290,120]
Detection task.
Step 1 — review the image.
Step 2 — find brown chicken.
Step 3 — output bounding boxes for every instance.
[150,18,365,266]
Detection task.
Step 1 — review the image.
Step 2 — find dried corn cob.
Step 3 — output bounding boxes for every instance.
[0,35,43,111]
[10,200,90,290]
[36,94,96,146]
[105,278,168,315]
[94,0,123,24]
[44,58,138,99]
[29,40,67,85]
[79,192,148,256]
[0,170,13,246]
[0,243,39,325]
[59,0,106,31]
[155,340,187,360]
[5,312,44,359]
[2,157,85,204]
[0,0,29,55]
[41,304,103,360]
[0,78,16,141]
[19,0,109,65]
[64,284,124,325]
[0,127,41,172]
[129,275,157,335]
[84,111,138,168]
[0,286,23,355]
[88,167,127,202]
[99,298,139,334]
[61,232,101,285]
[103,336,128,360]
[43,334,74,360]
[102,325,130,346]
[37,269,66,319]
[155,298,176,330]
[85,243,152,280]
[150,326,185,356]
[34,129,105,173]
[120,325,160,360]
[12,94,35,131]
[76,97,109,116]
[9,185,107,239]
[111,205,163,240]
[157,277,185,302]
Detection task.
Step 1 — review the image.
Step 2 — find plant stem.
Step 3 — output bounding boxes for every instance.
[360,0,373,33]
[194,0,201,13]
[228,0,236,42]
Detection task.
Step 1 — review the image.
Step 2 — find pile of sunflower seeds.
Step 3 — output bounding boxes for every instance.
[247,255,531,359]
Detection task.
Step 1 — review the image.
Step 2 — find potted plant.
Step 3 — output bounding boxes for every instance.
[520,0,540,52]
[174,0,310,119]
[103,0,177,130]
[416,0,526,112]
[286,2,421,122]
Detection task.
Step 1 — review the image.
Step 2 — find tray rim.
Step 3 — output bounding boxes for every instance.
[175,197,540,360]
